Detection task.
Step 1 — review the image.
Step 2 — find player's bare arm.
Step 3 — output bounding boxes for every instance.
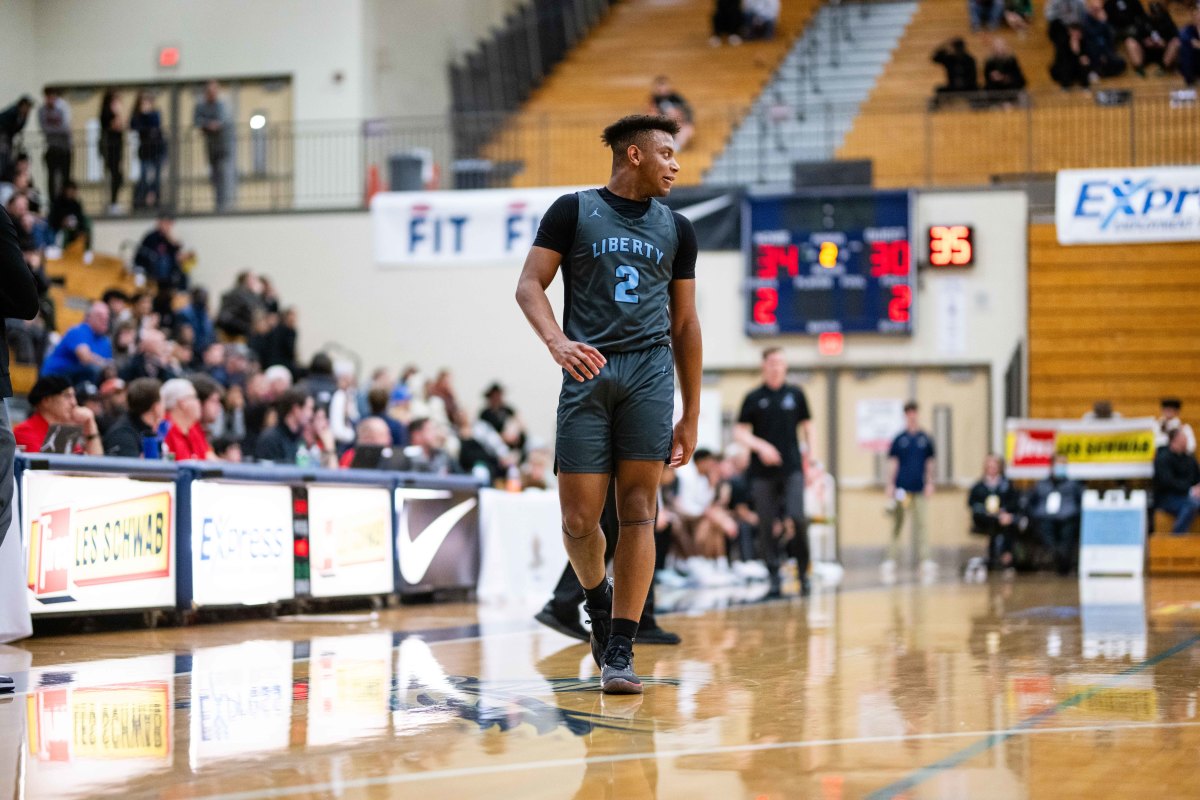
[669,277,702,467]
[515,245,607,382]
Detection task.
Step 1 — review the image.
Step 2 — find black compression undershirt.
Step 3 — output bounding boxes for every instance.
[533,187,698,280]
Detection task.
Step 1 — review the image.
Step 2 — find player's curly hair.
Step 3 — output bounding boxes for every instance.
[601,115,680,156]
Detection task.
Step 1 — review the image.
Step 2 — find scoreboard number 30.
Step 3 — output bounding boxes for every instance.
[928,225,974,267]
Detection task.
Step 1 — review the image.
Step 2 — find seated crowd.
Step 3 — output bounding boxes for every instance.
[969,397,1200,577]
[932,0,1199,99]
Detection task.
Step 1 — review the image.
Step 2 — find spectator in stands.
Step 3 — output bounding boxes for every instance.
[328,360,360,455]
[48,181,91,252]
[743,0,779,39]
[1052,24,1095,87]
[98,89,125,213]
[931,38,980,106]
[41,302,112,383]
[161,378,212,460]
[301,352,338,413]
[339,416,393,469]
[212,436,242,462]
[1106,0,1152,74]
[366,385,408,448]
[969,454,1020,571]
[1082,0,1128,79]
[1180,5,1200,87]
[1154,427,1200,534]
[480,382,526,455]
[14,376,103,455]
[194,80,235,211]
[0,95,32,172]
[152,282,177,335]
[216,271,264,340]
[406,417,459,474]
[263,364,294,400]
[711,0,744,45]
[1005,0,1034,32]
[970,0,1006,31]
[176,286,215,357]
[135,213,192,289]
[522,448,556,490]
[102,378,163,458]
[94,377,127,433]
[1158,398,1196,452]
[1026,454,1084,575]
[130,91,166,210]
[255,387,313,464]
[102,288,131,330]
[192,374,238,443]
[121,327,180,383]
[647,77,695,151]
[427,368,465,428]
[1048,0,1088,41]
[673,449,739,585]
[984,38,1028,101]
[1142,2,1180,72]
[110,320,138,376]
[38,87,72,202]
[257,306,297,371]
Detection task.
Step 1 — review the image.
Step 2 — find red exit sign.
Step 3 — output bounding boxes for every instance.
[158,46,180,68]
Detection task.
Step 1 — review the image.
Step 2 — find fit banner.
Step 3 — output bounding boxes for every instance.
[1004,417,1158,479]
[371,185,744,265]
[1055,167,1200,244]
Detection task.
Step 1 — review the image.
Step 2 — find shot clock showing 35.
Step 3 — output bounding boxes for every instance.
[928,224,974,267]
[745,191,915,337]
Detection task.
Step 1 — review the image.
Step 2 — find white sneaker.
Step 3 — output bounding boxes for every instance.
[655,568,688,589]
[920,560,939,585]
[880,559,897,585]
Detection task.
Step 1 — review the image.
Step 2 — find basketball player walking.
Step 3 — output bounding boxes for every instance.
[516,115,702,694]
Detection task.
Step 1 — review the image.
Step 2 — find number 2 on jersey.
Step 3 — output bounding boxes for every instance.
[614,265,640,304]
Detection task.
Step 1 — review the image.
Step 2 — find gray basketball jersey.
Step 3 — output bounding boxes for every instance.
[563,189,680,353]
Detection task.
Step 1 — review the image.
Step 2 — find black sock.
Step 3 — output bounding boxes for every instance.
[583,578,611,610]
[611,617,638,643]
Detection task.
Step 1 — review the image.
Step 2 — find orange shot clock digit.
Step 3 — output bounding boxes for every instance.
[928,225,974,267]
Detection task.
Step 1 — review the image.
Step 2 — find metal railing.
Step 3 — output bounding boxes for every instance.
[6,89,1196,217]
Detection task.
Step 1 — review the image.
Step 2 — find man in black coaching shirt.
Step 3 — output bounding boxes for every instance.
[735,348,815,596]
[516,115,703,694]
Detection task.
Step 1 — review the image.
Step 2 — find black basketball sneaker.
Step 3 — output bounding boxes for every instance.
[584,578,613,668]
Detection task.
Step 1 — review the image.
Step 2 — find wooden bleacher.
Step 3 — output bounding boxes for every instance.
[7,240,138,397]
[1027,222,1200,420]
[483,0,822,188]
[838,0,1197,187]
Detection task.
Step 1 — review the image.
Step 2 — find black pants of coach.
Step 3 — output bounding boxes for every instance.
[549,482,660,630]
[751,472,809,580]
[0,403,14,550]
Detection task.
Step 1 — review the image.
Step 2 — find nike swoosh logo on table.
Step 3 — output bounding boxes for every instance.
[397,495,478,585]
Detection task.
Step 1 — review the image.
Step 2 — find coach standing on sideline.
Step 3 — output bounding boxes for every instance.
[0,206,41,691]
[735,347,815,597]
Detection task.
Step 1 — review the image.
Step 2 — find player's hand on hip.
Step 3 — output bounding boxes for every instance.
[670,420,697,467]
[550,339,606,382]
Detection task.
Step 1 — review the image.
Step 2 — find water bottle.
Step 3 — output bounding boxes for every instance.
[472,461,491,486]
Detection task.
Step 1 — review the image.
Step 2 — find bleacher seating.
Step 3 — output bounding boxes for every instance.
[480,0,822,188]
[1027,223,1200,419]
[837,0,1198,187]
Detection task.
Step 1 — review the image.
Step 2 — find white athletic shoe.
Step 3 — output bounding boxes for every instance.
[920,560,939,585]
[655,568,689,589]
[880,559,897,585]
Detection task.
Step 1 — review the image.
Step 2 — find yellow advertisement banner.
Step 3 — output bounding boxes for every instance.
[73,493,173,586]
[1053,430,1157,464]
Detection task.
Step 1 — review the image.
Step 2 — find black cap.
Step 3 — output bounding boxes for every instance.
[75,381,99,403]
[483,382,504,397]
[28,375,72,407]
[1162,398,1183,410]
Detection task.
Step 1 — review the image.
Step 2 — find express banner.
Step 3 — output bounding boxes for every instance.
[189,481,294,607]
[22,473,175,615]
[371,185,744,264]
[1055,167,1200,244]
[307,485,394,598]
[1004,418,1158,479]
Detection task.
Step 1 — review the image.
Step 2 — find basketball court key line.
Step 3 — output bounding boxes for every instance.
[187,720,1200,800]
[865,632,1200,800]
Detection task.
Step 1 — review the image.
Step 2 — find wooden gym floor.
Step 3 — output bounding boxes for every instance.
[2,573,1199,798]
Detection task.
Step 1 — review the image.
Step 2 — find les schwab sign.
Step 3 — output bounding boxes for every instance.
[24,473,175,614]
[1004,418,1157,479]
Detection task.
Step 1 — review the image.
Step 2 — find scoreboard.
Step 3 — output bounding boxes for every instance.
[744,191,914,337]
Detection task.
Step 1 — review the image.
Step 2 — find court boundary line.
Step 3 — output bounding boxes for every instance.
[189,720,1200,800]
[863,632,1200,799]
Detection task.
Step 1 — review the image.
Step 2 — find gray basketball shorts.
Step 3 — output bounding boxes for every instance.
[556,344,674,473]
